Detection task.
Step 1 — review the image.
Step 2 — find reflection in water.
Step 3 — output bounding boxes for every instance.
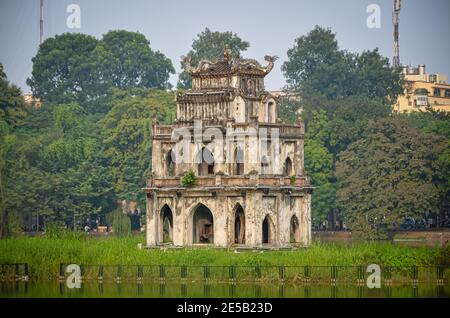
[0,281,449,298]
[304,286,311,298]
[204,284,210,297]
[412,285,419,298]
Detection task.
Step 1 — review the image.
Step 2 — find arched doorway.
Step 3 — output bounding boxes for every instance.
[234,147,244,175]
[160,205,173,243]
[234,204,245,244]
[290,215,300,243]
[196,147,214,176]
[284,157,293,176]
[166,149,176,176]
[262,215,274,244]
[192,204,214,244]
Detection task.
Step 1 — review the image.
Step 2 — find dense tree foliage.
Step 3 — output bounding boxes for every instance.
[99,89,176,206]
[1,54,175,234]
[178,28,249,88]
[99,30,174,90]
[0,63,28,237]
[4,102,116,231]
[282,26,404,103]
[27,31,174,114]
[0,64,27,128]
[281,27,447,237]
[336,117,446,238]
[304,110,335,226]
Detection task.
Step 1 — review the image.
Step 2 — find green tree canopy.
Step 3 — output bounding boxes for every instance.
[336,117,446,238]
[0,63,27,127]
[27,33,110,113]
[0,64,27,237]
[304,110,336,226]
[27,31,174,114]
[4,102,115,231]
[177,28,250,88]
[100,30,174,90]
[282,26,403,103]
[99,88,176,206]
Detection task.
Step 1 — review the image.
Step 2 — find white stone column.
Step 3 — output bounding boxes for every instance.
[146,192,157,246]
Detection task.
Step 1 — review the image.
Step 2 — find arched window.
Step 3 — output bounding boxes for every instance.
[290,215,300,243]
[160,205,173,243]
[192,204,214,244]
[262,215,274,244]
[196,147,214,176]
[234,147,244,175]
[234,204,245,244]
[284,157,293,176]
[166,150,176,176]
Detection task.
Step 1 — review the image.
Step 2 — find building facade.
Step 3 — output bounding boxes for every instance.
[395,64,450,113]
[144,48,312,248]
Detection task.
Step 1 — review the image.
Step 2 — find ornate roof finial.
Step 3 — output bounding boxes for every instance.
[263,55,278,74]
[223,45,231,62]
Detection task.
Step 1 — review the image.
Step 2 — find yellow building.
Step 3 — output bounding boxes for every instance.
[23,93,42,108]
[394,64,450,113]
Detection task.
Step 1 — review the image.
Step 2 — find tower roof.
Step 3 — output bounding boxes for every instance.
[182,47,278,77]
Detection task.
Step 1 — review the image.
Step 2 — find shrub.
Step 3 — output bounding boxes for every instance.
[181,170,196,187]
[107,208,131,237]
[289,175,297,185]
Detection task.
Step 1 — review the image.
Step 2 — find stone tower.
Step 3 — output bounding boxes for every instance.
[145,48,312,248]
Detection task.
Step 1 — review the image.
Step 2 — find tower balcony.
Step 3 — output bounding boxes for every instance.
[152,122,304,139]
[145,174,310,190]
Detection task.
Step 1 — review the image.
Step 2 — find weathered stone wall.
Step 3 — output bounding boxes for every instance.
[146,188,311,248]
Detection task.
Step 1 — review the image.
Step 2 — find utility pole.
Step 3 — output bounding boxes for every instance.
[392,0,402,68]
[39,0,44,45]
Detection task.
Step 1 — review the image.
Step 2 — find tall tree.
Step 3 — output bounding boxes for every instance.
[0,63,27,127]
[100,30,174,90]
[27,31,174,114]
[0,64,27,237]
[177,28,250,88]
[282,26,403,103]
[304,110,335,226]
[5,102,115,230]
[99,88,176,207]
[400,109,450,221]
[336,117,445,239]
[27,33,111,113]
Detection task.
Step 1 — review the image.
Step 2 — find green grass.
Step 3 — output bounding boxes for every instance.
[0,234,447,280]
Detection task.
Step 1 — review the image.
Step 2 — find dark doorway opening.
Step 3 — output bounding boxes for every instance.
[193,204,214,244]
[160,205,173,243]
[166,150,176,176]
[234,205,245,244]
[284,157,293,176]
[197,147,214,176]
[262,215,272,244]
[290,215,300,243]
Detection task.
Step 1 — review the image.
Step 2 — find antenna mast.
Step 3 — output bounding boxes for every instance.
[39,0,44,44]
[392,0,402,68]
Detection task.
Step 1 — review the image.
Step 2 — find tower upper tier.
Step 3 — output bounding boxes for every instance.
[176,47,279,124]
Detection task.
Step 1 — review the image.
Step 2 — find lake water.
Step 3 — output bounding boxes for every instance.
[1,281,449,298]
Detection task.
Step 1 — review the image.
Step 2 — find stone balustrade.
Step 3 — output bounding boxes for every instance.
[147,175,308,188]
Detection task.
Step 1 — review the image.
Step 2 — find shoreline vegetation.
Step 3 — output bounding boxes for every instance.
[0,234,448,281]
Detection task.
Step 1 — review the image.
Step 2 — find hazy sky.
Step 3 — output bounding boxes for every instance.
[1,0,449,92]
